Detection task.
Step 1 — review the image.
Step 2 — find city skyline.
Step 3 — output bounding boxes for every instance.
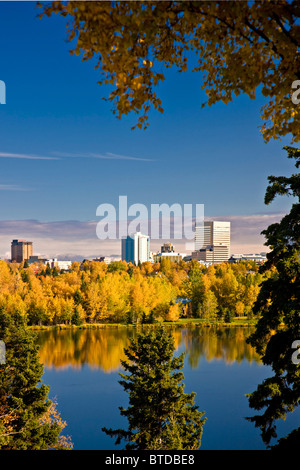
[0,211,287,261]
[0,3,296,260]
[3,213,271,263]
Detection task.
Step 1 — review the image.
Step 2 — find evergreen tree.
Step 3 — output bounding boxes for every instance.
[45,263,51,276]
[102,326,206,450]
[224,309,233,324]
[52,266,59,277]
[183,268,205,316]
[73,289,82,305]
[246,146,300,448]
[71,307,83,326]
[0,308,70,449]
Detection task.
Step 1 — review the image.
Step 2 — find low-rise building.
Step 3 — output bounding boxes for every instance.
[28,256,72,271]
[28,255,48,265]
[228,253,267,263]
[153,252,186,263]
[51,259,72,270]
[192,245,229,264]
[93,256,111,264]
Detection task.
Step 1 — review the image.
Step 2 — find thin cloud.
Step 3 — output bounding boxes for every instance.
[0,150,154,162]
[0,212,286,260]
[0,152,59,160]
[0,219,97,240]
[52,151,155,162]
[0,184,31,191]
[99,152,154,162]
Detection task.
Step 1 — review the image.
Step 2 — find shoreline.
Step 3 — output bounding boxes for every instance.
[29,317,257,331]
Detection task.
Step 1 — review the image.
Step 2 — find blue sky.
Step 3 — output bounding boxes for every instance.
[0,1,296,259]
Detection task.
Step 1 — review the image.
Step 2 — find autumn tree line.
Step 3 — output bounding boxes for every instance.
[0,257,268,326]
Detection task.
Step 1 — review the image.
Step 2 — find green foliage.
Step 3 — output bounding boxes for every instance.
[102,326,206,450]
[183,267,204,315]
[107,261,127,273]
[71,307,83,326]
[45,263,51,276]
[73,289,82,305]
[224,309,234,324]
[247,146,300,448]
[0,309,67,449]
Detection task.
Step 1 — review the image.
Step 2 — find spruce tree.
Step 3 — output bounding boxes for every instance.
[247,146,300,448]
[103,326,206,450]
[0,308,69,449]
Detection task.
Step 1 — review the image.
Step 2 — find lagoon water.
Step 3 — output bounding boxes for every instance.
[36,326,299,450]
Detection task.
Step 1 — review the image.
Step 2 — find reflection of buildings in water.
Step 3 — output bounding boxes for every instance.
[37,326,261,372]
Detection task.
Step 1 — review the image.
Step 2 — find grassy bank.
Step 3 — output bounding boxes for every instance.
[29,317,257,331]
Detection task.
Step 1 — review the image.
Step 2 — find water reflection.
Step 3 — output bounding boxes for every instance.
[181,326,261,367]
[37,327,135,372]
[37,326,261,372]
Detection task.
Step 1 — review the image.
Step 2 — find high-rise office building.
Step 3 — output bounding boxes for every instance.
[193,221,230,264]
[11,239,33,263]
[121,232,150,264]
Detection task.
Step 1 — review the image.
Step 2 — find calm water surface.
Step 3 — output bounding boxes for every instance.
[36,326,299,450]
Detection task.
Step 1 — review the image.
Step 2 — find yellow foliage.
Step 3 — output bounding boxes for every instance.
[39,399,73,449]
[40,1,300,141]
[165,303,180,322]
[0,258,264,326]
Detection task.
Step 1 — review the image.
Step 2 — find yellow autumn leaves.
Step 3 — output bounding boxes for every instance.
[40,1,300,141]
[37,324,261,373]
[0,257,266,327]
[0,260,177,325]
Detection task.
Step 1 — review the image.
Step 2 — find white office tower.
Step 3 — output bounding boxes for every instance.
[122,232,150,265]
[193,221,230,264]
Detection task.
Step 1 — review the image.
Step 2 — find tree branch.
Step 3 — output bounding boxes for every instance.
[244,18,284,60]
[271,12,299,48]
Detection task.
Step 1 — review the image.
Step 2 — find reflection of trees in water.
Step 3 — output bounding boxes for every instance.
[37,328,136,372]
[37,326,261,372]
[180,327,262,368]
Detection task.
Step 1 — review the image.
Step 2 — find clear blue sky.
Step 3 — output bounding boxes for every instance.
[0,2,296,258]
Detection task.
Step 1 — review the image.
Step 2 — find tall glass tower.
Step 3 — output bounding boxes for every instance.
[121,232,150,264]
